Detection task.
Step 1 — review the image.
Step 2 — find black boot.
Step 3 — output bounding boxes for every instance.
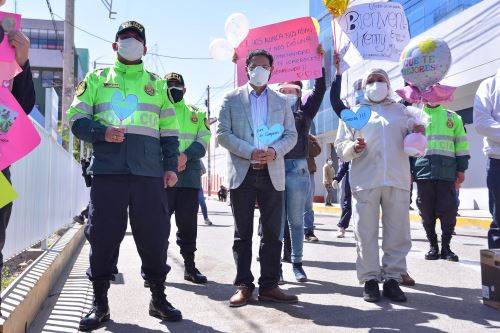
[441,235,459,261]
[425,243,440,260]
[79,281,110,331]
[148,280,182,322]
[183,254,207,284]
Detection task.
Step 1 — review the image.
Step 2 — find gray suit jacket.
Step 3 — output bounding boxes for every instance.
[217,85,297,191]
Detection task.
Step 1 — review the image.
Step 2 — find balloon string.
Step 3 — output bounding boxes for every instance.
[333,18,338,55]
[233,61,237,89]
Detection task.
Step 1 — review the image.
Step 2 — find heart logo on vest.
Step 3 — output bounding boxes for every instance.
[340,106,372,130]
[111,92,138,121]
[256,124,284,146]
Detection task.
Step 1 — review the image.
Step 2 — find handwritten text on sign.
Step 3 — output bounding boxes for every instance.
[337,2,410,62]
[236,17,322,87]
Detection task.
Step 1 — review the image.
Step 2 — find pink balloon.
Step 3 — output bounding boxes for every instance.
[404,133,427,157]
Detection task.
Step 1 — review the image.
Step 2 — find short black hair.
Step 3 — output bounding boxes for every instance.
[246,49,273,67]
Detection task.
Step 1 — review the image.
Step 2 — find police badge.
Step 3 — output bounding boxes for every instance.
[144,83,155,96]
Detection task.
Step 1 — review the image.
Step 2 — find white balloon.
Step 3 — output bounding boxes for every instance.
[209,38,233,61]
[225,13,250,47]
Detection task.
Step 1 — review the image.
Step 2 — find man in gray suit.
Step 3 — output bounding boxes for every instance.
[217,49,298,307]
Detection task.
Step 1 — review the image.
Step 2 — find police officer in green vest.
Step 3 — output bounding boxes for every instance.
[67,21,182,330]
[164,72,211,284]
[412,104,470,262]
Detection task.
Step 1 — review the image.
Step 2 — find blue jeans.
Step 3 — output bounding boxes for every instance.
[303,173,315,234]
[283,159,310,263]
[198,189,208,219]
[487,158,500,248]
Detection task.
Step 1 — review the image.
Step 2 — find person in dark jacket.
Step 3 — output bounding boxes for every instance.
[279,45,326,282]
[0,30,36,308]
[332,161,351,238]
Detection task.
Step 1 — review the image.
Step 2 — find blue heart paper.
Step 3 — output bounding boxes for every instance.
[340,106,372,130]
[256,124,284,146]
[111,92,138,121]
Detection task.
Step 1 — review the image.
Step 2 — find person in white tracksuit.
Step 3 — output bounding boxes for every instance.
[335,68,424,303]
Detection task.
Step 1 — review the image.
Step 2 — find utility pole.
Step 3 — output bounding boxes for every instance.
[205,85,211,196]
[62,0,75,153]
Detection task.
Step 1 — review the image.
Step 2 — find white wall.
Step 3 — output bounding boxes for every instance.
[5,121,89,260]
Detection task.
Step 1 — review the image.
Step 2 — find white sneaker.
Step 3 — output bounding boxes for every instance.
[336,227,346,238]
[204,218,213,226]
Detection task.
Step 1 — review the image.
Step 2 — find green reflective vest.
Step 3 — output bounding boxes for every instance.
[413,105,470,181]
[67,60,180,176]
[173,99,211,188]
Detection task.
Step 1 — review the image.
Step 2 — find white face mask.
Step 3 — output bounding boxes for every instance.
[286,94,299,107]
[117,38,144,62]
[365,82,388,103]
[327,160,333,165]
[248,66,270,87]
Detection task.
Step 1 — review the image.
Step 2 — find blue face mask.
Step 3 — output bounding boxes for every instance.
[287,94,299,107]
[354,90,364,105]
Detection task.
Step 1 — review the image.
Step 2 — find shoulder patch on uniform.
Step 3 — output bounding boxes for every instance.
[75,81,87,97]
[144,83,155,96]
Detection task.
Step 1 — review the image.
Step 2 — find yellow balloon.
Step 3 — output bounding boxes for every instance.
[322,0,350,17]
[311,17,320,36]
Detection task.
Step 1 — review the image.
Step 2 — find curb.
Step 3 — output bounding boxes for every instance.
[0,224,85,333]
[313,204,491,230]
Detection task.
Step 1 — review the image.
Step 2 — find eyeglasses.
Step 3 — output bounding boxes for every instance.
[248,65,271,71]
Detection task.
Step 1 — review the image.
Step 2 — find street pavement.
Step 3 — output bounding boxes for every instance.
[30,200,500,333]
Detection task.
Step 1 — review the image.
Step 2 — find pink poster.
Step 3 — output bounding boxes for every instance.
[0,87,41,170]
[236,17,322,87]
[0,11,21,62]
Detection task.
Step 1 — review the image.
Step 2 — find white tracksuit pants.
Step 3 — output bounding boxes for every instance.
[352,186,412,283]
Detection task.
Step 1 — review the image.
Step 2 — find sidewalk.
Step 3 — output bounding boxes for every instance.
[313,203,492,230]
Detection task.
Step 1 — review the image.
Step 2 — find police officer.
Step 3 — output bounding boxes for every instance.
[164,72,211,284]
[412,103,470,262]
[67,21,182,331]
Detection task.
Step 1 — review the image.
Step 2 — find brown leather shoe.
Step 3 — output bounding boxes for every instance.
[258,287,298,303]
[400,273,416,286]
[229,287,253,307]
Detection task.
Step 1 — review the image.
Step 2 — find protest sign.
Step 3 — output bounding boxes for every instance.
[0,87,41,171]
[236,17,322,87]
[336,2,410,62]
[0,171,17,209]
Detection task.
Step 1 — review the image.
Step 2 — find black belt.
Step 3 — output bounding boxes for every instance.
[251,163,268,170]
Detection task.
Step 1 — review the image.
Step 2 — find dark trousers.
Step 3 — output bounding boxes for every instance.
[0,168,12,276]
[488,158,500,249]
[416,180,457,245]
[283,219,291,260]
[166,187,199,267]
[85,175,170,282]
[338,178,352,229]
[81,203,90,219]
[230,168,283,292]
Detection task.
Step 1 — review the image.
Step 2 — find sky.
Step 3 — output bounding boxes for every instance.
[2,0,310,116]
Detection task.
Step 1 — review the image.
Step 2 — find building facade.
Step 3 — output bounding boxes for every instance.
[309,0,499,209]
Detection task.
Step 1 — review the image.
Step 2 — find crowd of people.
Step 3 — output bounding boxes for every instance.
[2,19,499,331]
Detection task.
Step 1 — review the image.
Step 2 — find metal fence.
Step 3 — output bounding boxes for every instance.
[4,121,89,260]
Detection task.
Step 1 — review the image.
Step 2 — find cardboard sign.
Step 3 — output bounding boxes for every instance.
[336,2,410,62]
[236,17,322,87]
[256,124,284,146]
[0,87,41,170]
[340,106,371,130]
[0,11,21,62]
[0,171,17,209]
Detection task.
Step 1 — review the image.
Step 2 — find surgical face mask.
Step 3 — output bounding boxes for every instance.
[168,87,184,103]
[365,82,388,103]
[248,66,270,87]
[286,94,299,108]
[327,160,333,165]
[117,37,144,62]
[354,90,364,105]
